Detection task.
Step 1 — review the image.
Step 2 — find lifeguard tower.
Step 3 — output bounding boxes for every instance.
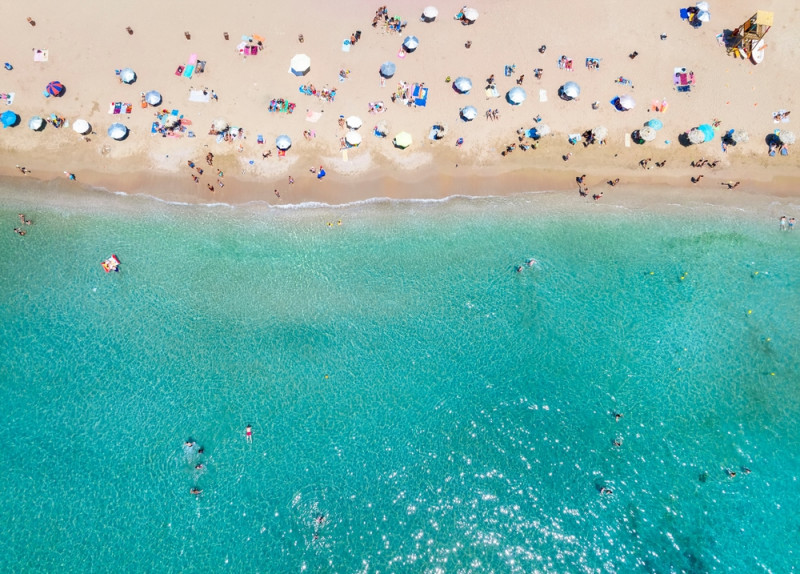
[728,11,773,64]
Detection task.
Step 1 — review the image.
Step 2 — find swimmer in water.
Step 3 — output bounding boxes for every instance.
[613,412,623,422]
[195,463,205,470]
[246,425,252,443]
[725,469,737,478]
[185,441,194,448]
[516,266,523,273]
[527,258,536,267]
[613,438,622,447]
[191,488,202,495]
[600,487,613,495]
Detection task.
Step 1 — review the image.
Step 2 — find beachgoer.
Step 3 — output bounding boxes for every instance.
[516,75,525,85]
[14,227,26,236]
[539,45,546,53]
[613,438,622,447]
[185,441,194,447]
[274,189,280,198]
[188,160,195,168]
[600,487,613,495]
[725,469,736,478]
[207,184,214,192]
[779,216,787,231]
[563,153,572,161]
[629,51,639,59]
[593,192,603,201]
[613,412,622,421]
[191,488,202,495]
[789,217,796,230]
[246,425,252,442]
[577,174,586,184]
[465,41,472,49]
[195,463,204,470]
[691,175,703,183]
[608,178,620,186]
[487,74,495,85]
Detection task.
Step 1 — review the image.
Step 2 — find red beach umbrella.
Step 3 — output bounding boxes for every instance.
[46,81,65,97]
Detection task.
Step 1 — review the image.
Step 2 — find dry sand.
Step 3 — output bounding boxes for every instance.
[0,0,797,206]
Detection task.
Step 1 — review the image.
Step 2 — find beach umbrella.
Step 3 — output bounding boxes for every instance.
[453,77,472,94]
[275,134,292,150]
[107,123,128,140]
[696,1,709,10]
[731,130,749,144]
[460,106,478,121]
[379,61,396,78]
[536,124,552,136]
[345,131,362,146]
[346,116,362,129]
[212,118,228,132]
[697,10,710,22]
[434,124,447,139]
[778,131,795,145]
[119,68,136,84]
[422,6,438,21]
[28,116,45,131]
[145,90,162,106]
[393,131,412,148]
[507,87,527,105]
[46,81,65,97]
[1,110,19,128]
[162,115,179,128]
[289,54,311,76]
[375,120,388,136]
[72,119,91,134]
[688,128,706,144]
[463,7,479,22]
[592,126,608,141]
[560,81,580,100]
[639,126,657,142]
[698,123,715,142]
[646,118,663,130]
[618,94,636,110]
[402,36,419,52]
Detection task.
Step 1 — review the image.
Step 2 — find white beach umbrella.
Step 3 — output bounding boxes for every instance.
[28,116,44,131]
[108,123,128,140]
[422,6,438,21]
[697,10,710,22]
[145,90,162,106]
[289,54,311,76]
[560,81,580,100]
[275,134,292,150]
[778,131,795,145]
[402,36,419,52]
[638,126,657,142]
[345,131,362,146]
[393,131,412,148]
[618,94,636,110]
[731,130,749,144]
[592,126,608,141]
[507,87,527,105]
[688,128,706,144]
[119,68,136,84]
[453,77,472,94]
[463,7,479,22]
[536,124,552,136]
[212,118,228,132]
[696,1,709,10]
[72,119,91,134]
[460,106,478,121]
[346,116,363,129]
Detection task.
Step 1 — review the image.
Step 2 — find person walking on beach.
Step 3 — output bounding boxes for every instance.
[245,425,253,443]
[780,216,787,230]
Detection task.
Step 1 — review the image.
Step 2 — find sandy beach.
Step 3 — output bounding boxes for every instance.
[0,0,797,206]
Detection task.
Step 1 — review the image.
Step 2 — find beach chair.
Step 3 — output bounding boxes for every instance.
[125,104,133,114]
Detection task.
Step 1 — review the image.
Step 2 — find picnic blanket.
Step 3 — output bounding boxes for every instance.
[108,102,133,114]
[33,49,48,62]
[189,90,211,103]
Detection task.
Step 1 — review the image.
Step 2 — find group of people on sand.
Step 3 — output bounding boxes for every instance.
[187,156,224,191]
[13,213,32,236]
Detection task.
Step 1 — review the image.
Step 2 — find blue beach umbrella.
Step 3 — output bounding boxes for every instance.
[379,61,396,78]
[506,86,526,105]
[145,90,162,106]
[2,110,19,128]
[559,81,580,100]
[698,123,715,142]
[460,106,478,121]
[107,123,128,140]
[46,81,65,97]
[119,68,136,84]
[275,134,292,150]
[453,77,472,94]
[646,118,663,130]
[402,36,419,52]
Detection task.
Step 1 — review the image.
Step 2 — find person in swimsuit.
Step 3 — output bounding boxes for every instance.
[246,425,252,443]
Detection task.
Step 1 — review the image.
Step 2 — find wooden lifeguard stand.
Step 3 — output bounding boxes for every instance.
[728,11,773,61]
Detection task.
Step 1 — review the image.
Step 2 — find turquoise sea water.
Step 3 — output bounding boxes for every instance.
[1,182,799,573]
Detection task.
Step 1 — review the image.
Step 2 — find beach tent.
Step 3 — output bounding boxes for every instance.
[463,7,479,23]
[46,81,65,97]
[453,77,472,94]
[289,54,311,76]
[422,6,438,22]
[345,131,362,146]
[28,116,45,131]
[1,110,19,128]
[72,119,91,134]
[212,118,228,132]
[120,68,136,84]
[393,132,412,148]
[145,90,162,106]
[646,118,663,130]
[559,81,580,100]
[380,61,396,78]
[460,106,478,121]
[777,130,795,145]
[507,87,527,105]
[346,116,362,129]
[275,134,292,150]
[638,126,657,142]
[402,36,420,52]
[107,123,128,140]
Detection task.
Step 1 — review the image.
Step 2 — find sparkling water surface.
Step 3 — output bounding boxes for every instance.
[1,185,799,573]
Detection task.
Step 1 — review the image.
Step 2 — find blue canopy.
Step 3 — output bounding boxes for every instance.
[697,123,715,142]
[1,110,19,128]
[646,118,663,130]
[379,61,396,78]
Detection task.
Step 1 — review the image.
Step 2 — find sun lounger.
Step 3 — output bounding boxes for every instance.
[342,39,351,52]
[539,89,547,102]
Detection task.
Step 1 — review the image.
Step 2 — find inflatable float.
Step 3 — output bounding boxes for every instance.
[102,254,120,273]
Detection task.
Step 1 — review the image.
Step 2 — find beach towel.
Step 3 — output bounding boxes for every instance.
[189,90,211,103]
[109,102,121,114]
[539,89,548,102]
[342,150,348,161]
[342,39,351,52]
[175,66,184,76]
[306,110,323,123]
[625,133,631,147]
[413,86,428,107]
[183,65,195,79]
[1,92,15,105]
[187,54,198,66]
[33,49,49,62]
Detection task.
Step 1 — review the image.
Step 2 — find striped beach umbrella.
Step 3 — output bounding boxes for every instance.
[145,91,162,106]
[46,81,65,97]
[402,36,419,52]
